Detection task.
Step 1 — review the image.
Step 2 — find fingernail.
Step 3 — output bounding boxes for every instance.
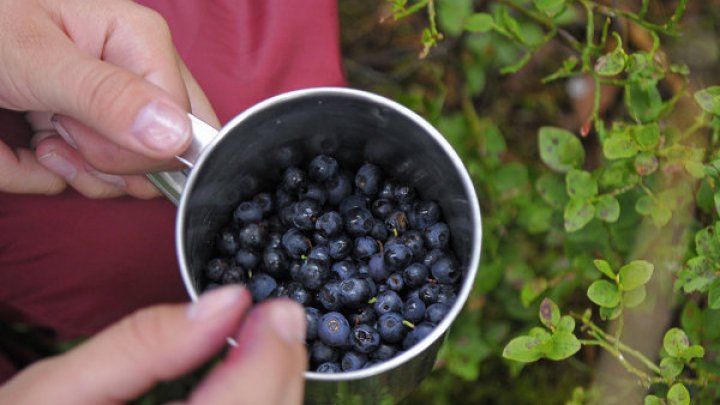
[187,286,245,321]
[85,165,127,189]
[132,100,189,153]
[50,116,78,149]
[39,152,77,181]
[267,300,306,343]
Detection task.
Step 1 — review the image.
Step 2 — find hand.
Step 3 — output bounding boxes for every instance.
[0,286,308,404]
[0,0,219,198]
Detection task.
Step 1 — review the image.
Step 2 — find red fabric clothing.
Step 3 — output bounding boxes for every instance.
[0,0,344,355]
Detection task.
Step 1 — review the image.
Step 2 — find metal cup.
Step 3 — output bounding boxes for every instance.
[149,87,482,404]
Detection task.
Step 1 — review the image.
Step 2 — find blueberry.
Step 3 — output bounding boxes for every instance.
[353,236,379,260]
[262,247,288,278]
[307,245,331,266]
[305,307,322,341]
[369,218,389,241]
[291,199,321,231]
[368,253,390,282]
[319,312,351,347]
[308,154,339,182]
[339,195,369,216]
[331,260,357,280]
[234,200,263,224]
[378,312,407,343]
[267,232,283,249]
[282,228,311,259]
[383,242,413,271]
[385,210,409,236]
[318,280,343,311]
[355,163,383,196]
[316,362,342,373]
[425,302,451,323]
[339,277,372,308]
[393,182,416,204]
[386,272,404,291]
[311,340,339,365]
[300,182,328,206]
[431,256,460,284]
[436,284,458,305]
[348,305,377,326]
[275,188,295,209]
[313,232,329,247]
[252,192,274,216]
[402,322,435,350]
[341,351,368,371]
[418,283,441,304]
[328,235,352,260]
[315,211,343,238]
[373,290,403,315]
[289,282,313,306]
[403,263,429,288]
[425,222,450,250]
[370,344,397,361]
[378,181,396,200]
[401,230,425,258]
[281,166,308,193]
[205,257,230,282]
[325,171,353,206]
[402,295,426,324]
[298,259,330,291]
[235,248,260,269]
[248,273,277,302]
[422,248,446,268]
[371,198,396,219]
[351,324,381,353]
[411,200,440,230]
[238,223,267,249]
[216,228,239,255]
[358,274,379,297]
[221,266,246,284]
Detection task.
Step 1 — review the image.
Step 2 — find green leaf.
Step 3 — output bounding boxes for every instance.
[666,383,690,405]
[680,344,705,361]
[635,196,672,226]
[436,0,473,37]
[595,38,626,76]
[521,278,548,307]
[618,260,654,291]
[502,335,545,363]
[663,328,690,358]
[599,305,623,320]
[634,152,659,176]
[603,131,639,159]
[631,122,661,150]
[544,331,581,360]
[684,160,706,179]
[564,198,595,232]
[536,174,568,208]
[625,81,664,123]
[533,0,565,16]
[464,13,494,33]
[623,285,647,308]
[644,395,663,405]
[595,194,620,222]
[538,127,585,173]
[710,280,720,309]
[660,357,684,379]
[539,297,561,330]
[557,315,575,333]
[566,170,598,199]
[681,300,703,344]
[593,259,615,279]
[587,280,621,308]
[694,86,720,115]
[496,6,525,43]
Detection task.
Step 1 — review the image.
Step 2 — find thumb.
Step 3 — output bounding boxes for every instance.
[0,286,251,404]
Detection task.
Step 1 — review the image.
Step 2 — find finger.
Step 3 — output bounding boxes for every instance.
[189,299,308,405]
[0,286,252,404]
[176,54,221,128]
[0,141,66,195]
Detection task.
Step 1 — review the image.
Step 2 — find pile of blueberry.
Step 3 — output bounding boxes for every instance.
[203,154,461,373]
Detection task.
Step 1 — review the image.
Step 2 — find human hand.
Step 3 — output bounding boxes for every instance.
[0,286,308,404]
[0,0,219,198]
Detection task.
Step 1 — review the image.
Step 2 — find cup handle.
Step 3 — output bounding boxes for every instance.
[145,114,219,205]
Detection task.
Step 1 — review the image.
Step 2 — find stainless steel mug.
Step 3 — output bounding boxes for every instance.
[148,87,482,404]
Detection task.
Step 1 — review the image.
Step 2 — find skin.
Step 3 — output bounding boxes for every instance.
[0,286,308,404]
[0,0,220,198]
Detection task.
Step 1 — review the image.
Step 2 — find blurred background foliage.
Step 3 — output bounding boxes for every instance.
[338,1,720,404]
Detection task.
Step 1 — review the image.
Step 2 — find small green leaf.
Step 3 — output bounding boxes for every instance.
[502,335,545,363]
[694,86,720,115]
[595,38,626,76]
[625,81,664,124]
[634,152,658,176]
[521,278,548,307]
[464,13,494,32]
[644,395,663,405]
[539,127,585,173]
[631,123,661,150]
[663,328,690,358]
[623,285,647,308]
[603,132,639,159]
[533,0,565,16]
[557,315,575,333]
[681,300,703,344]
[660,357,684,379]
[496,6,525,43]
[666,383,690,405]
[544,331,581,360]
[539,297,561,330]
[566,169,598,199]
[593,259,615,279]
[536,174,569,209]
[599,305,623,320]
[595,195,620,222]
[680,344,705,361]
[587,280,621,308]
[710,280,720,309]
[684,160,706,179]
[618,260,654,291]
[564,199,595,232]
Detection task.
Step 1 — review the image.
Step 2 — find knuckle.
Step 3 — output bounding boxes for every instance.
[115,306,168,356]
